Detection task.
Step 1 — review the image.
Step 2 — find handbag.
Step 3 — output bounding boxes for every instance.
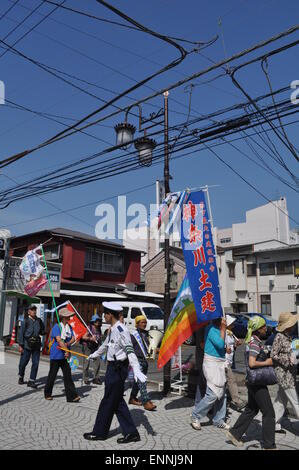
[245,351,277,386]
[27,336,41,350]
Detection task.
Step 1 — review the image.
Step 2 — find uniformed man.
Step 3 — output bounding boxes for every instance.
[83,302,147,444]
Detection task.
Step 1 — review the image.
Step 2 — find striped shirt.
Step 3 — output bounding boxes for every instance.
[247,335,263,358]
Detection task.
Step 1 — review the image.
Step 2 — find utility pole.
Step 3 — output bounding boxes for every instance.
[0,234,10,347]
[163,91,171,395]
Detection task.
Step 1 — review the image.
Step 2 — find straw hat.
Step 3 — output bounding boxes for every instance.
[276,312,299,333]
[59,307,73,318]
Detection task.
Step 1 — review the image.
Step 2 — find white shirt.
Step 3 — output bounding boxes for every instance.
[225,331,236,365]
[89,321,138,366]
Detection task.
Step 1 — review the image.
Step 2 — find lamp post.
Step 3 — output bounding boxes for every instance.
[115,94,171,394]
[0,231,11,349]
[163,91,171,395]
[114,104,157,166]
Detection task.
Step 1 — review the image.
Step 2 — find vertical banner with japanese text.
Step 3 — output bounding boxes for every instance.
[181,190,222,323]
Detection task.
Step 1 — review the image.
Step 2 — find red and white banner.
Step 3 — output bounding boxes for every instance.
[66,302,87,341]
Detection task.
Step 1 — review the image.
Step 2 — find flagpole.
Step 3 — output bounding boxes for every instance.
[58,346,89,359]
[40,245,62,332]
[203,186,225,319]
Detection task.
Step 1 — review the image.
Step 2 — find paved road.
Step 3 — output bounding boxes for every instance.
[1,352,299,450]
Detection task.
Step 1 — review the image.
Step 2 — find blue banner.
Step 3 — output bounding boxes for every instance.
[181,190,222,323]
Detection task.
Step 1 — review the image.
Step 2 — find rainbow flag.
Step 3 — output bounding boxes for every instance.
[157,275,207,369]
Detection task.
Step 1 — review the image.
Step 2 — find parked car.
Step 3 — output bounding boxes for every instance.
[101,301,164,334]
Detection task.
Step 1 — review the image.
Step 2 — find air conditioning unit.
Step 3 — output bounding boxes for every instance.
[269,276,275,290]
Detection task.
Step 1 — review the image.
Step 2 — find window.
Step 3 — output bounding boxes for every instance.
[295,294,299,306]
[131,308,142,319]
[259,263,275,276]
[143,307,164,320]
[227,262,235,278]
[261,295,272,316]
[247,263,256,277]
[43,244,60,260]
[85,248,124,274]
[170,271,178,290]
[122,307,129,319]
[220,237,231,244]
[276,260,293,275]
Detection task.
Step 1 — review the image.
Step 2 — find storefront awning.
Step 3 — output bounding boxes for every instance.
[122,289,164,299]
[60,289,127,299]
[2,290,41,303]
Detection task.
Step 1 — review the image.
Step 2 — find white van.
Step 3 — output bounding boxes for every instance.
[101,301,164,334]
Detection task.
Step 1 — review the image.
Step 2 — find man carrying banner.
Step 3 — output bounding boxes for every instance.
[44,308,80,403]
[191,317,229,430]
[83,302,146,443]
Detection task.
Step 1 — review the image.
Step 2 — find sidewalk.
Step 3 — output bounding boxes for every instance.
[1,351,299,450]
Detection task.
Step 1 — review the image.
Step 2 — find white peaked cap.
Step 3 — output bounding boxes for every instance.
[226,314,236,327]
[102,301,123,312]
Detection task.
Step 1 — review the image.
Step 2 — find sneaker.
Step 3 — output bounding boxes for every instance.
[226,430,244,447]
[216,422,230,430]
[191,417,201,430]
[18,377,25,385]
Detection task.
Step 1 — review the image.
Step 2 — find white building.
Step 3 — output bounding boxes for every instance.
[216,198,299,319]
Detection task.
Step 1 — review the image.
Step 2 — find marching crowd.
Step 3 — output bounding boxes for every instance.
[16,302,299,449]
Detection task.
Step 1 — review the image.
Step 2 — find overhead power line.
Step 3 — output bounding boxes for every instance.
[1,104,298,207]
[0,0,66,60]
[1,182,156,229]
[0,0,21,21]
[1,23,296,171]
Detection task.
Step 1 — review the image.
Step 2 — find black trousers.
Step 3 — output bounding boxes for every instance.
[44,360,78,402]
[93,361,137,438]
[230,383,276,449]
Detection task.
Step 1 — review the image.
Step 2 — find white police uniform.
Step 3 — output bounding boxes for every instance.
[87,303,145,440]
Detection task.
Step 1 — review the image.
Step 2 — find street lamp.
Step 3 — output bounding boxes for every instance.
[114,104,157,166]
[134,137,156,167]
[115,94,171,395]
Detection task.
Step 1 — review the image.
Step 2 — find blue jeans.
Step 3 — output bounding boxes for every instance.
[192,386,227,425]
[18,348,40,382]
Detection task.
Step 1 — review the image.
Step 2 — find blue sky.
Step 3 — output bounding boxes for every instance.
[0,0,298,240]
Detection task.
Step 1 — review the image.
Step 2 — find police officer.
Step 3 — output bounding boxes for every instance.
[83,302,146,444]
